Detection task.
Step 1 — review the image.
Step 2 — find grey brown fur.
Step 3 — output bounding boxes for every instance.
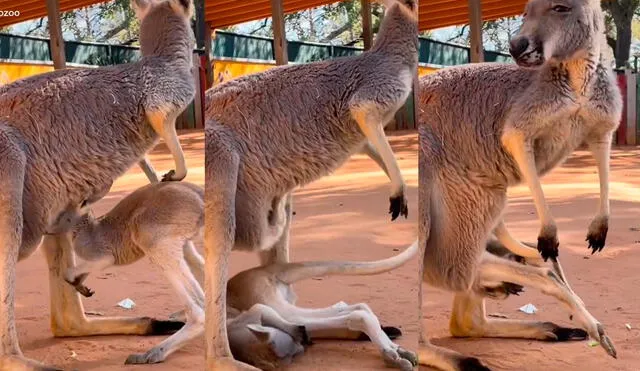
[56,181,205,364]
[204,0,419,367]
[417,0,620,369]
[0,0,194,368]
[226,240,419,371]
[56,180,417,369]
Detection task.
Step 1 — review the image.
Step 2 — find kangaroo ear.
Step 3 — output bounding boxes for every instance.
[375,0,398,8]
[169,0,194,18]
[402,0,417,10]
[47,206,82,235]
[246,324,272,343]
[131,0,152,20]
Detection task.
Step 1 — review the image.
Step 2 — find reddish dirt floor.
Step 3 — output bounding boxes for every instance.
[19,131,419,370]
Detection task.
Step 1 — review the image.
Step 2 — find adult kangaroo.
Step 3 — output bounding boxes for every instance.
[204,0,419,368]
[0,0,195,368]
[417,0,621,369]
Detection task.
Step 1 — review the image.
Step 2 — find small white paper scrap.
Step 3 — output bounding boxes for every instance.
[518,303,537,314]
[117,298,136,309]
[625,323,632,330]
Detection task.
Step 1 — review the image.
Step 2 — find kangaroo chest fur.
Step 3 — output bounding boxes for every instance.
[510,68,620,184]
[0,66,172,257]
[420,62,620,189]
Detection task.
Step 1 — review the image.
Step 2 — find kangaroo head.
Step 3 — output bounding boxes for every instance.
[243,324,303,370]
[378,0,418,20]
[509,0,604,68]
[47,203,96,238]
[131,0,195,58]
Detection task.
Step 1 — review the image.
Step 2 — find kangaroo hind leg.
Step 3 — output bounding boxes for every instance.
[0,129,45,369]
[125,239,204,364]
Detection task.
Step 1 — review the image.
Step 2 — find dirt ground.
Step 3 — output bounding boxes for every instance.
[19,130,418,370]
[17,130,640,370]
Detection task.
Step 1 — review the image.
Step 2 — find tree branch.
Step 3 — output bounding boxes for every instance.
[99,19,129,41]
[320,22,351,43]
[447,24,468,42]
[25,18,45,35]
[249,19,270,35]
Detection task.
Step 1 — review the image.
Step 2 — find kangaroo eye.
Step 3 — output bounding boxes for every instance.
[552,5,571,13]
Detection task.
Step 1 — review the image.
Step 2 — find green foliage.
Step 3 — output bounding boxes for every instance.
[7,0,391,48]
[5,0,138,44]
[226,1,386,47]
[446,17,521,53]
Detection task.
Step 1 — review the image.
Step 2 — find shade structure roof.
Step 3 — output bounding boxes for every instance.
[420,0,526,30]
[207,0,527,31]
[1,0,529,31]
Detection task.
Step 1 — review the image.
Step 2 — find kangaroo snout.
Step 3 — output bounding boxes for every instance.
[508,35,543,68]
[509,37,529,59]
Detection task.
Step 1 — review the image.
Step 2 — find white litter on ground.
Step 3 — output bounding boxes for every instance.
[625,323,632,330]
[518,303,537,314]
[117,298,136,309]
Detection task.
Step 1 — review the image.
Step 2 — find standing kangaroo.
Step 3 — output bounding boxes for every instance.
[0,0,194,368]
[417,0,621,369]
[204,0,418,367]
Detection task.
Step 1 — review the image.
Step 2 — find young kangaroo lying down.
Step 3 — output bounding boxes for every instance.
[224,239,420,371]
[52,181,418,369]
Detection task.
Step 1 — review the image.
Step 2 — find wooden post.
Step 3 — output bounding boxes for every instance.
[194,0,206,49]
[46,0,66,69]
[193,53,203,129]
[412,0,419,128]
[204,24,214,89]
[626,70,636,145]
[467,0,484,63]
[361,0,373,50]
[270,0,288,65]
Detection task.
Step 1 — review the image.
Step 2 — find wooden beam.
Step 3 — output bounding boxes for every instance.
[270,0,288,65]
[46,0,66,69]
[361,0,373,50]
[467,0,484,62]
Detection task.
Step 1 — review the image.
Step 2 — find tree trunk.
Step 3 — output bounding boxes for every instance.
[603,0,639,69]
[615,21,632,68]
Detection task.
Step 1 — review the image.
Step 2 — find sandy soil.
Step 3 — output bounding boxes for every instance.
[19,131,419,370]
[17,130,640,370]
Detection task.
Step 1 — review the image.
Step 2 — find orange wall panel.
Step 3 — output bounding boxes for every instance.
[0,62,54,85]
